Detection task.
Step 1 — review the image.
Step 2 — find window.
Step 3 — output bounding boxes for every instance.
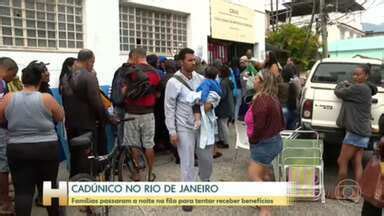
[311,63,384,87]
[340,30,345,40]
[0,0,83,49]
[119,5,188,54]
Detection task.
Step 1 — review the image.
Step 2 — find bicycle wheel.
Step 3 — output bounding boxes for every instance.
[118,147,151,181]
[69,174,110,216]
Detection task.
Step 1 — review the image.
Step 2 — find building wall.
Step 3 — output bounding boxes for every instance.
[0,0,265,88]
[291,11,364,45]
[0,0,120,87]
[84,0,121,86]
[330,49,384,59]
[119,0,211,61]
[326,23,365,44]
[225,0,266,60]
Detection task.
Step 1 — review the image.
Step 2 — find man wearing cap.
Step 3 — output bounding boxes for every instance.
[158,56,168,77]
[240,56,260,96]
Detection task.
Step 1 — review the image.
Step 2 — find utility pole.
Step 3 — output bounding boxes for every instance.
[270,0,274,31]
[275,0,279,30]
[320,0,328,58]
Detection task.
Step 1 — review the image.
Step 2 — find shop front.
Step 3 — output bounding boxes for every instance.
[208,0,260,64]
[208,38,253,64]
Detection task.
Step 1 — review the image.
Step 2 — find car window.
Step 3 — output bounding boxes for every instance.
[311,62,384,87]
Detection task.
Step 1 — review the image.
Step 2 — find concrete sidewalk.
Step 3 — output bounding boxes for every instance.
[31,146,362,216]
[31,126,363,216]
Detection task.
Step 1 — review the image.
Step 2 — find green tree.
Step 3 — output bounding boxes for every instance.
[267,23,320,70]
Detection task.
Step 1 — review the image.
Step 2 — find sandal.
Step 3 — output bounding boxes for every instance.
[213,152,222,159]
[149,173,156,182]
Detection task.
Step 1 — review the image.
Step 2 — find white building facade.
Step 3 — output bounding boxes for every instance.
[290,12,365,45]
[0,0,266,88]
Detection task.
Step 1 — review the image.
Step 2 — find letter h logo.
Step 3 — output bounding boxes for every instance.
[43,181,68,206]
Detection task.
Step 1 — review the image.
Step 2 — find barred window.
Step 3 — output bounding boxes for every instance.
[0,0,83,49]
[119,5,188,55]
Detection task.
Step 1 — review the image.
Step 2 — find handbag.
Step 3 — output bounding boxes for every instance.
[359,153,384,208]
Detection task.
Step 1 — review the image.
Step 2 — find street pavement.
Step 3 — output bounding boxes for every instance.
[31,126,364,216]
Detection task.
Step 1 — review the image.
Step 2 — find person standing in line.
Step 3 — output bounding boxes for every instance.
[110,52,135,151]
[215,65,235,149]
[245,49,253,60]
[262,51,281,76]
[164,48,215,212]
[281,57,300,129]
[147,54,165,79]
[0,57,17,215]
[229,58,242,121]
[38,62,52,95]
[156,60,178,160]
[238,55,263,120]
[158,56,168,76]
[58,57,77,95]
[0,61,64,216]
[361,114,384,216]
[122,48,160,181]
[60,49,107,177]
[328,65,377,201]
[245,49,258,77]
[282,57,298,83]
[263,52,291,131]
[195,56,206,75]
[32,61,67,207]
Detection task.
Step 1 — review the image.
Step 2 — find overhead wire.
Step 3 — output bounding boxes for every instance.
[329,0,368,23]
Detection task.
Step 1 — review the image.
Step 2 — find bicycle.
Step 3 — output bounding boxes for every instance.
[67,118,152,216]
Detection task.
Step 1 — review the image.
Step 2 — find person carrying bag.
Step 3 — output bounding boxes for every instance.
[360,114,384,215]
[359,142,384,207]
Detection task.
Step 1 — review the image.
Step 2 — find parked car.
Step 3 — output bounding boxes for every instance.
[300,57,384,147]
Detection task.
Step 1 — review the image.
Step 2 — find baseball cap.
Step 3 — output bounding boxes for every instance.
[159,56,167,63]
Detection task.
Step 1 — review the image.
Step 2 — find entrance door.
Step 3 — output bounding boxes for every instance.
[208,42,229,64]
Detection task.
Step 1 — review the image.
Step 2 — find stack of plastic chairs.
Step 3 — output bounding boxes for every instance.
[275,130,325,203]
[233,122,325,203]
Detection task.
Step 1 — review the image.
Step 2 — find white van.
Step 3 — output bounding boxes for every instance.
[300,57,384,145]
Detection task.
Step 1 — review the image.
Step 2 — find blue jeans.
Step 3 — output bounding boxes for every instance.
[283,106,298,130]
[234,89,242,120]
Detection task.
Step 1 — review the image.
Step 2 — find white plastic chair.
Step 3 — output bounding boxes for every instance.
[234,120,296,160]
[233,121,250,160]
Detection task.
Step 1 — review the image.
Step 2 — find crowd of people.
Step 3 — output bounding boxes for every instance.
[0,48,303,215]
[2,45,379,216]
